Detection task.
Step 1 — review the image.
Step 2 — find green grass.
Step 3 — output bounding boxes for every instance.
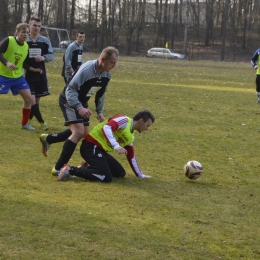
[1,53,260,259]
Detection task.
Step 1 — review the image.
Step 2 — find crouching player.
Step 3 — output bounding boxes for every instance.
[57,109,155,182]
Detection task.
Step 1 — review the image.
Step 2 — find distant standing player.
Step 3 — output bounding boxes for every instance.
[251,48,260,103]
[61,31,85,83]
[25,16,54,130]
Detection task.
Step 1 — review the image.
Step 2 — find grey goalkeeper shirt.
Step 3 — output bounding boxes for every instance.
[60,59,111,114]
[61,41,83,79]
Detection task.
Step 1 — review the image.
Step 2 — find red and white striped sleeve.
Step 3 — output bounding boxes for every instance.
[125,145,145,178]
[102,115,128,150]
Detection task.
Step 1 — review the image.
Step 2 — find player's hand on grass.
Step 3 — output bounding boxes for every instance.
[139,174,152,179]
[115,147,127,155]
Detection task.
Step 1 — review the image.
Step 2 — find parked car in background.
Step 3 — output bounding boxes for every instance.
[146,48,188,59]
[60,40,71,48]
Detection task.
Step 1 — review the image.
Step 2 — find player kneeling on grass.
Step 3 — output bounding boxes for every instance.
[57,109,155,182]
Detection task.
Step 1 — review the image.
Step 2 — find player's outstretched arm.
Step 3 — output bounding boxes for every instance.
[125,146,152,179]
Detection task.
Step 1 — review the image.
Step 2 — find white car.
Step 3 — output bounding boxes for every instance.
[146,48,188,59]
[60,40,72,48]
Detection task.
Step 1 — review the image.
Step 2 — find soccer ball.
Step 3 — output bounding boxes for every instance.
[184,160,203,180]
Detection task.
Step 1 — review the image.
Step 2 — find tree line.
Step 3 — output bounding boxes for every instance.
[0,0,259,61]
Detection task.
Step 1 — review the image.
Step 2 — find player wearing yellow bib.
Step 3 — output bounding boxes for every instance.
[57,109,155,182]
[251,48,260,103]
[0,23,42,130]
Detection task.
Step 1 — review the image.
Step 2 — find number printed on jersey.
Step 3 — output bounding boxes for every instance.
[29,48,42,58]
[78,55,82,62]
[86,86,102,97]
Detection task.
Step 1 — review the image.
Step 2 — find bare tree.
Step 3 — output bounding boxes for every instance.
[163,0,169,46]
[0,0,9,36]
[25,0,31,23]
[190,0,201,43]
[93,0,99,49]
[135,0,146,52]
[183,0,189,55]
[1,0,260,60]
[204,0,215,46]
[43,0,54,25]
[108,0,116,45]
[241,0,249,49]
[215,0,221,27]
[170,0,179,49]
[124,0,137,55]
[99,0,108,51]
[112,0,123,48]
[38,0,44,19]
[88,0,92,24]
[154,0,163,46]
[70,0,76,34]
[179,0,183,30]
[63,0,68,29]
[229,0,238,61]
[14,0,24,24]
[220,0,230,61]
[56,0,63,28]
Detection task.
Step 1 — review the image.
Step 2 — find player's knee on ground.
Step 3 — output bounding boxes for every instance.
[116,171,126,178]
[72,166,113,183]
[111,168,126,178]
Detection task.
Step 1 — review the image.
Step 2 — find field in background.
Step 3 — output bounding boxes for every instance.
[0,53,260,259]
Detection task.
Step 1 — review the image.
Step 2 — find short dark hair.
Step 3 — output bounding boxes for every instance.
[133,109,155,123]
[30,16,42,23]
[76,32,85,36]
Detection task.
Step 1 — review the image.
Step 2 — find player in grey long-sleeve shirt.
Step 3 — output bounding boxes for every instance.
[61,32,85,83]
[39,46,119,176]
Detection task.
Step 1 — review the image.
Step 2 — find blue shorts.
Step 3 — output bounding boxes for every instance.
[0,76,30,95]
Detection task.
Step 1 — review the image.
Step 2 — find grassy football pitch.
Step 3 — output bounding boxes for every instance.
[0,53,260,259]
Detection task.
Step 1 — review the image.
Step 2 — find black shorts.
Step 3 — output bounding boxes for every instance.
[256,75,260,92]
[29,81,50,97]
[59,95,90,126]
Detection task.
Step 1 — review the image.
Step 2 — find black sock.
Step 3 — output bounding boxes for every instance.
[55,139,77,170]
[46,129,72,144]
[29,108,34,120]
[31,104,44,123]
